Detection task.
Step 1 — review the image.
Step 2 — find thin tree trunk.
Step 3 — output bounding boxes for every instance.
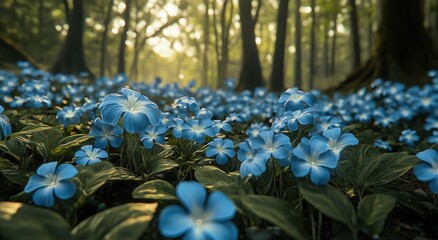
[294,0,302,89]
[38,0,44,36]
[63,0,70,24]
[367,0,373,55]
[237,0,264,91]
[330,14,337,76]
[308,0,316,89]
[117,0,131,73]
[348,0,361,68]
[202,0,210,87]
[216,0,233,89]
[100,0,113,77]
[323,22,329,77]
[270,0,289,92]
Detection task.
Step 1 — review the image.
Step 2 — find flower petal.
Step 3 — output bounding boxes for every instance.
[205,191,236,221]
[24,175,49,193]
[32,187,55,208]
[414,163,438,182]
[55,164,78,180]
[54,181,76,199]
[176,181,207,214]
[202,221,238,240]
[36,162,58,178]
[158,205,192,238]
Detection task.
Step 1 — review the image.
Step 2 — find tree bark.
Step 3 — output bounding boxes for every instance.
[330,14,337,76]
[323,22,329,77]
[51,0,93,77]
[270,0,289,92]
[237,0,264,91]
[348,0,361,68]
[100,0,113,77]
[216,0,233,89]
[336,0,438,92]
[294,0,302,89]
[117,0,132,74]
[202,0,210,87]
[308,0,316,89]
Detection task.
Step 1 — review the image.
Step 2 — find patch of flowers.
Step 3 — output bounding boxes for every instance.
[0,63,437,239]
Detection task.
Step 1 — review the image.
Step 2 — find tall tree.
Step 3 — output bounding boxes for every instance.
[330,13,337,76]
[348,0,361,68]
[323,21,329,77]
[51,0,92,77]
[308,0,316,89]
[237,0,264,91]
[100,0,113,77]
[337,0,438,91]
[270,0,289,92]
[294,0,302,89]
[117,0,131,74]
[202,0,210,87]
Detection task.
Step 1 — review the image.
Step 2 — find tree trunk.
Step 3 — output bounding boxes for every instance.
[348,0,361,68]
[308,0,316,89]
[270,0,289,92]
[330,14,337,76]
[216,0,233,89]
[323,22,329,77]
[100,0,113,77]
[294,0,302,89]
[51,0,93,77]
[202,0,210,87]
[237,0,264,91]
[336,0,438,92]
[117,0,131,74]
[367,0,373,55]
[38,0,44,36]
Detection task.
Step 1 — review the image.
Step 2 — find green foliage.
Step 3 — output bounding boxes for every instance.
[239,194,310,239]
[132,179,176,200]
[194,165,252,195]
[71,203,158,240]
[299,181,358,233]
[335,144,419,192]
[75,161,116,197]
[357,194,396,235]
[51,134,93,157]
[0,202,71,240]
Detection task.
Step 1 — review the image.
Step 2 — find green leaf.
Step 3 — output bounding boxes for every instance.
[299,181,358,233]
[1,169,31,185]
[336,145,418,189]
[0,202,71,240]
[11,125,52,137]
[51,134,93,156]
[358,194,396,234]
[194,166,252,195]
[148,158,178,176]
[0,138,27,161]
[28,128,64,161]
[132,179,176,200]
[71,203,158,240]
[76,162,116,196]
[240,195,310,240]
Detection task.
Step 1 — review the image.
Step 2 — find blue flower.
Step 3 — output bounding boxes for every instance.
[99,88,162,133]
[428,131,438,144]
[175,96,200,113]
[313,128,358,157]
[250,130,291,160]
[140,125,167,149]
[374,139,392,151]
[56,106,83,127]
[206,138,235,164]
[291,137,338,186]
[89,118,124,148]
[237,142,268,178]
[169,118,185,138]
[183,119,216,143]
[278,88,314,111]
[246,123,269,138]
[24,162,78,207]
[0,105,12,140]
[213,120,232,134]
[74,145,108,165]
[158,181,237,240]
[399,129,420,147]
[414,149,438,193]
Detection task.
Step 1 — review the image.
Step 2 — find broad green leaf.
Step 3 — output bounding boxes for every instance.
[51,134,93,156]
[28,128,64,161]
[358,194,396,235]
[11,125,52,137]
[71,203,158,240]
[0,158,17,170]
[76,162,116,196]
[1,169,31,185]
[148,158,178,176]
[0,138,27,161]
[194,166,252,195]
[132,179,176,200]
[336,145,418,189]
[240,195,310,240]
[299,181,358,233]
[0,202,71,240]
[110,167,138,180]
